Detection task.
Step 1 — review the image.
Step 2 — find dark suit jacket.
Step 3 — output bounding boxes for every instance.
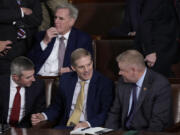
[28,27,93,74]
[44,70,114,128]
[0,0,42,74]
[105,69,173,131]
[134,0,178,76]
[0,76,46,128]
[108,0,140,37]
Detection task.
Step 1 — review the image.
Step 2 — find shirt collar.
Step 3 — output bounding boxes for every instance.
[136,68,147,88]
[57,30,71,40]
[10,75,19,89]
[77,77,90,84]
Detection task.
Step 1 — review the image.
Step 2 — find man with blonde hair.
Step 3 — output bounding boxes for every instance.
[105,50,173,131]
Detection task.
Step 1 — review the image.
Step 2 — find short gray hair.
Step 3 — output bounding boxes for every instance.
[71,48,92,67]
[55,2,79,20]
[10,56,34,76]
[116,50,146,70]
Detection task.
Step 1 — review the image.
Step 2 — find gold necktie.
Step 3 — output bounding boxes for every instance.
[67,81,85,126]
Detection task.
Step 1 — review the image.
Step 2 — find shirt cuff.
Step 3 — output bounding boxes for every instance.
[20,8,24,17]
[40,41,48,50]
[84,121,91,127]
[42,112,48,120]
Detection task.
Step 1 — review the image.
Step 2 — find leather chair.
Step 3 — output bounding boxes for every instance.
[165,79,180,132]
[93,37,134,81]
[171,83,180,124]
[38,76,59,107]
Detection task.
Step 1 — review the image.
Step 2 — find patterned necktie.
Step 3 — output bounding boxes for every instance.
[125,84,137,129]
[16,0,26,39]
[58,36,66,69]
[9,86,21,126]
[67,81,85,126]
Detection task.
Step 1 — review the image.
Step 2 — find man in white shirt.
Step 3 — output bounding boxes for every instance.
[28,2,93,76]
[0,56,46,128]
[31,48,113,129]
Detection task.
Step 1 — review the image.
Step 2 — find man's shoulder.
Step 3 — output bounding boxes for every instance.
[71,27,91,39]
[92,70,113,84]
[60,72,77,80]
[30,77,45,88]
[146,69,170,85]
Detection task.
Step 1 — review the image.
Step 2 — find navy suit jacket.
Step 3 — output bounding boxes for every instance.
[28,27,93,74]
[0,76,46,128]
[105,69,173,131]
[44,70,114,128]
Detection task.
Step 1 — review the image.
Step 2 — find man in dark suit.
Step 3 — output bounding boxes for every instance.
[31,48,113,129]
[105,50,173,131]
[28,2,93,76]
[0,56,46,128]
[134,0,178,77]
[0,0,42,75]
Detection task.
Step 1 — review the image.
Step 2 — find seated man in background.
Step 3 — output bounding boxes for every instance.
[0,56,46,128]
[31,48,113,129]
[105,50,173,131]
[28,2,93,76]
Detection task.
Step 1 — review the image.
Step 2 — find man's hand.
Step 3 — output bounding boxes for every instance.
[145,53,157,67]
[31,113,45,126]
[74,121,89,130]
[59,67,72,75]
[21,7,32,15]
[43,27,58,45]
[128,31,136,36]
[0,40,12,52]
[0,40,12,56]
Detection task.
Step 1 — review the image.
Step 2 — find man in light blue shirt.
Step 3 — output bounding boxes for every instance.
[105,50,173,131]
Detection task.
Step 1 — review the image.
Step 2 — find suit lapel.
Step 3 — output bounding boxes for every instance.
[2,77,11,121]
[135,69,152,111]
[24,87,30,116]
[122,84,133,125]
[66,73,78,117]
[86,71,97,117]
[63,28,76,66]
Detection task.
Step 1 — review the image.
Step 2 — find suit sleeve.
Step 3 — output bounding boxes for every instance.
[22,0,42,28]
[105,81,122,130]
[88,79,114,127]
[138,0,169,55]
[44,78,64,121]
[147,80,173,131]
[0,2,22,23]
[33,79,46,113]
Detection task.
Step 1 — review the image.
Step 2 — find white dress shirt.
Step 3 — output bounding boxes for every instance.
[7,77,25,123]
[38,31,70,76]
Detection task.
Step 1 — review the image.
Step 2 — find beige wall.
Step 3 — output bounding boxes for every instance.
[39,0,68,31]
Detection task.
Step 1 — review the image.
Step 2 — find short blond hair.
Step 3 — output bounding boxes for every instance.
[71,48,92,67]
[116,50,145,70]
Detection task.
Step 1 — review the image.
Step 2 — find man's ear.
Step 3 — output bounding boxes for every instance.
[12,74,19,81]
[70,18,76,27]
[71,66,76,72]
